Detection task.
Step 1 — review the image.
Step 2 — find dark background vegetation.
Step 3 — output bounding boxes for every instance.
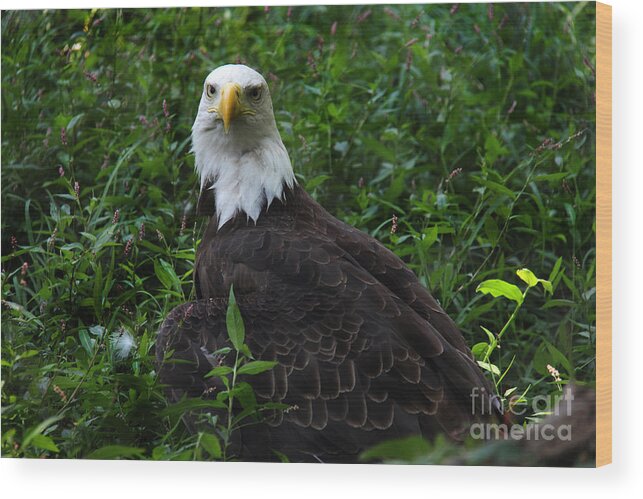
[1,3,596,461]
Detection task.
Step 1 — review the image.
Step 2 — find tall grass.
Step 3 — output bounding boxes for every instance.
[1,3,596,460]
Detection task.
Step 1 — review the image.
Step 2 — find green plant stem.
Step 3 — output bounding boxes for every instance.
[223,348,240,461]
[482,287,530,365]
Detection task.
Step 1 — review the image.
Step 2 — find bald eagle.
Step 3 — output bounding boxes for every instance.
[156,65,497,463]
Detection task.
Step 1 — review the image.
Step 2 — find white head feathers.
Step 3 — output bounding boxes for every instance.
[191,64,296,228]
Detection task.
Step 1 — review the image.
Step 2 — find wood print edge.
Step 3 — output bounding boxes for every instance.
[595,0,612,468]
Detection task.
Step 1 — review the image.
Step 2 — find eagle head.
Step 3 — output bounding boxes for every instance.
[192,64,295,228]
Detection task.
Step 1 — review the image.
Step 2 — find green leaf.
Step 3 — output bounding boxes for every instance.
[272,449,290,463]
[564,202,576,226]
[87,445,145,459]
[542,299,575,309]
[516,268,538,287]
[80,231,97,244]
[548,256,563,283]
[198,433,222,459]
[306,174,331,190]
[21,414,64,451]
[212,347,232,356]
[479,326,497,356]
[15,349,39,361]
[516,268,552,294]
[504,387,518,397]
[484,216,500,245]
[93,262,103,317]
[480,325,496,344]
[237,360,277,376]
[226,286,245,352]
[538,279,553,294]
[484,134,509,165]
[327,102,341,118]
[232,406,262,427]
[476,279,524,304]
[547,343,572,374]
[2,300,43,326]
[360,436,431,463]
[154,259,181,291]
[66,112,85,131]
[205,366,233,378]
[477,361,501,376]
[534,172,569,182]
[79,329,95,356]
[362,136,396,163]
[471,342,488,361]
[227,382,256,409]
[29,434,60,453]
[240,344,253,359]
[477,179,516,200]
[417,226,438,251]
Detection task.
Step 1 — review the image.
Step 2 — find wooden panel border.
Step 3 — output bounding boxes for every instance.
[595,1,612,467]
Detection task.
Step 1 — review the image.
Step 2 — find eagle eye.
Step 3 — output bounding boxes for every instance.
[206,84,216,98]
[248,85,262,101]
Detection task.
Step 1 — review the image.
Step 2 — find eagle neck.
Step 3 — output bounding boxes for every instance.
[195,135,296,229]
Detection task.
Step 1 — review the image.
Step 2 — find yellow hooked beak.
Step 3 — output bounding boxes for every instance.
[207,82,255,134]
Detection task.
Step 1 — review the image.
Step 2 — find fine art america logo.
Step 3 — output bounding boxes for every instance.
[469,387,573,442]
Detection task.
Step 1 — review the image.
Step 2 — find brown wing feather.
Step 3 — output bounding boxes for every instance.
[158,184,496,462]
[156,300,226,401]
[300,188,473,357]
[196,180,215,216]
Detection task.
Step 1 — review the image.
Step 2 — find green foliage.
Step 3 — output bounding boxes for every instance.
[476,278,525,304]
[225,285,245,353]
[151,288,281,461]
[203,286,281,460]
[360,435,432,464]
[2,3,596,461]
[474,268,555,394]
